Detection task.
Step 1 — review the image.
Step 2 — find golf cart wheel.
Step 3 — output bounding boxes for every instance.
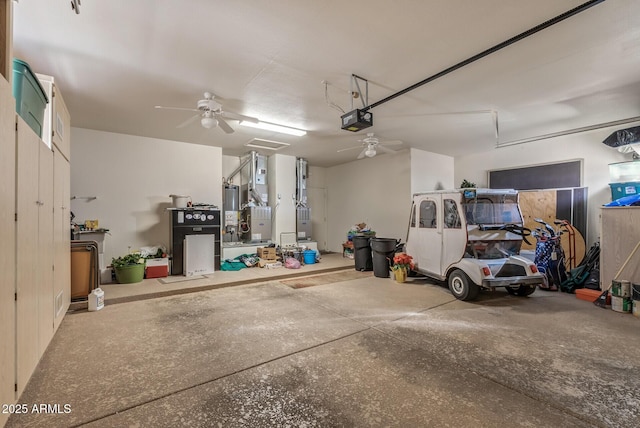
[448,269,479,301]
[506,285,536,296]
[516,285,536,296]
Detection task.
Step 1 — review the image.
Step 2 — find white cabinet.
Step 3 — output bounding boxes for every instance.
[600,207,640,289]
[15,116,43,397]
[53,147,71,332]
[36,73,71,161]
[0,71,16,428]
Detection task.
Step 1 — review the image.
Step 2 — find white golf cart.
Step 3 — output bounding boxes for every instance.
[405,188,543,300]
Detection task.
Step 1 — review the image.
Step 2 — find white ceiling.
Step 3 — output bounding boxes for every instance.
[12,0,640,167]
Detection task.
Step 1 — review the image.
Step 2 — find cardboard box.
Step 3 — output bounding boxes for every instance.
[258,257,279,268]
[257,247,277,259]
[146,258,169,279]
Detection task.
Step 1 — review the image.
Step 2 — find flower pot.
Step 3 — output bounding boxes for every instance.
[394,268,407,283]
[114,264,145,284]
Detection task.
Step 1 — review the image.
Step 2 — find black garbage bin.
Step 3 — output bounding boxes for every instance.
[352,235,373,271]
[371,238,398,278]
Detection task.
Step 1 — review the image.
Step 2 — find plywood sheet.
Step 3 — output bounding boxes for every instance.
[519,190,586,268]
[519,191,556,251]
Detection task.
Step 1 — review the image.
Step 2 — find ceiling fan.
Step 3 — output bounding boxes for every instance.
[337,133,402,159]
[155,92,258,134]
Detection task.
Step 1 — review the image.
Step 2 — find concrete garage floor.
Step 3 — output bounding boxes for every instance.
[7,271,640,427]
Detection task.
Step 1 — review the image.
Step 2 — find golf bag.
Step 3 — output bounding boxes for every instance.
[534,235,567,290]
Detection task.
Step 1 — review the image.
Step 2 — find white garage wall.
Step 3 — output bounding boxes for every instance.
[454,129,629,246]
[307,165,327,250]
[268,154,297,243]
[71,128,223,262]
[410,148,455,194]
[326,150,411,251]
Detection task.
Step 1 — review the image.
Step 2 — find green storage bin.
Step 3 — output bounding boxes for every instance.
[609,182,640,201]
[12,58,48,138]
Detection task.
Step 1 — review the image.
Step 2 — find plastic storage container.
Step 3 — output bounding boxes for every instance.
[609,182,640,201]
[12,59,48,138]
[88,288,104,311]
[303,249,316,265]
[609,161,640,183]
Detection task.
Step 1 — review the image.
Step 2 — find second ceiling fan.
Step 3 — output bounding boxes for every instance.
[155,92,258,134]
[337,133,402,159]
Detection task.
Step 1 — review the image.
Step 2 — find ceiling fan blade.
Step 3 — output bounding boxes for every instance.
[337,145,365,153]
[221,111,259,124]
[217,117,235,134]
[176,113,201,129]
[356,148,368,159]
[380,140,403,146]
[155,105,199,112]
[377,145,397,155]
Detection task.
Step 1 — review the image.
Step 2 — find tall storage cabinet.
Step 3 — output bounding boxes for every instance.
[1,74,71,418]
[600,207,640,289]
[0,71,16,428]
[39,72,71,333]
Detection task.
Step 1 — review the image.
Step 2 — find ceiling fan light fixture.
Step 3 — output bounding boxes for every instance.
[201,116,218,129]
[238,120,307,137]
[365,147,376,157]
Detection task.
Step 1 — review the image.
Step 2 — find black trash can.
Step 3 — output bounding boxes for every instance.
[371,238,398,278]
[352,235,373,271]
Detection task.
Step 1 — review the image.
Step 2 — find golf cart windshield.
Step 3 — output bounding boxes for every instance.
[463,194,522,226]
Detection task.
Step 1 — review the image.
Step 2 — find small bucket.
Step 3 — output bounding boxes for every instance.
[88,288,104,312]
[170,194,191,208]
[303,250,316,265]
[611,295,632,313]
[611,280,631,298]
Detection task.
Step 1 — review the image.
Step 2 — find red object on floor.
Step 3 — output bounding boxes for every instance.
[575,288,609,304]
[145,258,169,279]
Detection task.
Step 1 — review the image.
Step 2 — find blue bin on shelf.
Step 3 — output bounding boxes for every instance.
[609,182,640,201]
[12,58,48,138]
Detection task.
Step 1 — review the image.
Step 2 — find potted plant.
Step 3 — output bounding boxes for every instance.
[391,253,414,283]
[111,252,146,284]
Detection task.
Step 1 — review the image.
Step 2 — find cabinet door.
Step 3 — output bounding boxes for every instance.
[16,117,40,397]
[0,77,16,421]
[51,84,71,161]
[38,143,54,355]
[53,149,71,332]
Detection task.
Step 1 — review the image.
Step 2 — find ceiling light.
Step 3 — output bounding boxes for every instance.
[201,116,218,129]
[365,147,376,158]
[238,120,306,136]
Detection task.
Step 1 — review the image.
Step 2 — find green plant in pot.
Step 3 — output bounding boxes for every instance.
[111,252,146,284]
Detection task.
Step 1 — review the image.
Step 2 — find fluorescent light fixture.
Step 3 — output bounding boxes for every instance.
[238,120,307,136]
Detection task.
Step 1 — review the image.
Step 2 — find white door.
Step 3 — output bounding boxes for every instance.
[440,197,468,273]
[406,195,443,277]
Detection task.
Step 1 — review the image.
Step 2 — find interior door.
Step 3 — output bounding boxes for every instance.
[406,195,442,277]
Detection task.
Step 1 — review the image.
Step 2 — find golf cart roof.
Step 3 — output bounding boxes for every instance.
[412,188,518,197]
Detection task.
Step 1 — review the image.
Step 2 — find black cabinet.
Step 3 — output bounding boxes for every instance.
[170,208,221,275]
